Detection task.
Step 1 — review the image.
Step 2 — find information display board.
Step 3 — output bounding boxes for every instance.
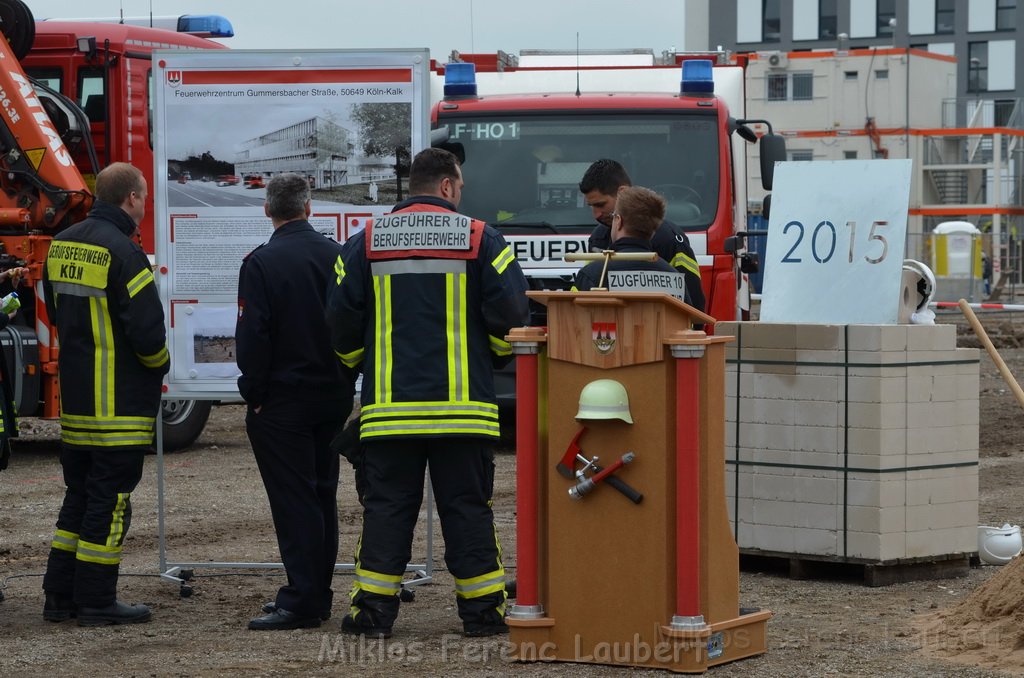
[153,49,429,397]
[759,159,912,324]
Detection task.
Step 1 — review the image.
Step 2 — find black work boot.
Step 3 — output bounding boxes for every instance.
[77,600,152,626]
[460,590,509,637]
[43,592,76,622]
[341,612,392,639]
[341,591,398,639]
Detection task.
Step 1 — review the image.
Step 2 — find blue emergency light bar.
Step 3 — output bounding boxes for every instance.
[444,62,478,98]
[680,59,714,96]
[176,15,234,38]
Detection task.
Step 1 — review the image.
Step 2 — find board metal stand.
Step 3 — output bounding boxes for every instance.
[154,395,434,596]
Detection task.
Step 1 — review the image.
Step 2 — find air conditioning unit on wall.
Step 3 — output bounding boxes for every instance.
[766,51,789,69]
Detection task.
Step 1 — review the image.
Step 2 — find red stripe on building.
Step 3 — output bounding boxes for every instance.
[910,207,1024,216]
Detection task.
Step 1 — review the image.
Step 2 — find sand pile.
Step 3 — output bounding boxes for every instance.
[916,557,1024,674]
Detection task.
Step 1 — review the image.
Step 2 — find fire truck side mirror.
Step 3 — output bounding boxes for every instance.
[724,231,746,254]
[759,134,786,191]
[731,120,758,143]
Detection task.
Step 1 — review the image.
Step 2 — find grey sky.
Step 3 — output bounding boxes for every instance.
[26,0,687,58]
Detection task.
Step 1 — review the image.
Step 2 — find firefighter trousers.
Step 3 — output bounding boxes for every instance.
[246,393,350,618]
[350,438,506,629]
[42,446,145,607]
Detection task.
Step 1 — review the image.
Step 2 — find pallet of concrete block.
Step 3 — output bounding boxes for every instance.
[739,548,972,587]
[715,321,979,583]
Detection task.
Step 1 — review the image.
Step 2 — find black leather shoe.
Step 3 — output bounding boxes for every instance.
[261,601,331,621]
[77,600,151,626]
[341,613,392,639]
[248,608,321,630]
[43,592,76,622]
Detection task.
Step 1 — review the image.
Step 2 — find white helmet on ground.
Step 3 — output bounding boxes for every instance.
[977,524,1023,565]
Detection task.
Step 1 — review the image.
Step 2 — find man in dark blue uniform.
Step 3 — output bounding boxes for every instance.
[236,173,354,630]
[327,148,529,639]
[580,159,705,312]
[574,186,689,302]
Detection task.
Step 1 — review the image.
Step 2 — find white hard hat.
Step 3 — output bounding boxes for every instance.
[977,524,1023,565]
[902,259,936,312]
[575,379,633,424]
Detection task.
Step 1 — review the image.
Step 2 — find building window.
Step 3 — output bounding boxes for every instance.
[936,0,955,34]
[844,150,858,159]
[875,69,889,79]
[789,150,814,161]
[997,0,1016,31]
[819,0,838,39]
[766,72,814,101]
[792,72,814,100]
[763,0,781,43]
[845,70,858,80]
[968,42,989,92]
[877,0,896,36]
[994,99,1016,126]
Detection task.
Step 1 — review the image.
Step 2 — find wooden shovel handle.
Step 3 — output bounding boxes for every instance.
[959,298,1024,414]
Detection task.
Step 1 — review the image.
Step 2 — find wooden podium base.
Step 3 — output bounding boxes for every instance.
[508,610,771,674]
[506,292,770,673]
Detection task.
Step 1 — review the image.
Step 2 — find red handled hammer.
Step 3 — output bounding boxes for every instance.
[557,426,643,504]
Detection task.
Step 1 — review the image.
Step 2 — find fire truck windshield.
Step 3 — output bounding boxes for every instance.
[441,113,720,231]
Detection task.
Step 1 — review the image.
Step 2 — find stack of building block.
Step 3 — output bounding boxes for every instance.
[715,322,979,563]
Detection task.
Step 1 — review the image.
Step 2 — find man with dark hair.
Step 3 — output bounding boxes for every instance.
[574,186,689,301]
[327,147,529,639]
[41,162,168,626]
[579,159,705,312]
[237,173,353,630]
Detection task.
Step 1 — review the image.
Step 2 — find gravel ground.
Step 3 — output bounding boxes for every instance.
[0,327,1022,677]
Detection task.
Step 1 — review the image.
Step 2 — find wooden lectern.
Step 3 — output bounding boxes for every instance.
[506,291,770,673]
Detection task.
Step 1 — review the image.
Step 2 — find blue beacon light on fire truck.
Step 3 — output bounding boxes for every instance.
[444,62,478,99]
[680,59,714,96]
[176,15,234,37]
[41,13,234,38]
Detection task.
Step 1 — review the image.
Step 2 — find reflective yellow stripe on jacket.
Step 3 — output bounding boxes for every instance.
[137,345,169,369]
[126,267,155,298]
[360,400,500,438]
[89,296,115,418]
[671,251,701,277]
[59,413,156,447]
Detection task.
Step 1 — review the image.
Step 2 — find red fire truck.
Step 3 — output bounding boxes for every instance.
[0,0,232,449]
[429,51,784,323]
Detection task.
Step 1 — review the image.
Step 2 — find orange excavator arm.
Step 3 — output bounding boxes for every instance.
[0,0,92,232]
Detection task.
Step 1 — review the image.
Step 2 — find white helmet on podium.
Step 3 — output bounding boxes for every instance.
[575,379,633,424]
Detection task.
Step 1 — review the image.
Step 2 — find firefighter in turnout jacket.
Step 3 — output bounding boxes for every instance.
[580,159,705,313]
[326,148,529,638]
[0,266,29,475]
[573,186,691,304]
[41,163,168,626]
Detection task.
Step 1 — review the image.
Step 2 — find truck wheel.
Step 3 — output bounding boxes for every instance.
[159,400,212,452]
